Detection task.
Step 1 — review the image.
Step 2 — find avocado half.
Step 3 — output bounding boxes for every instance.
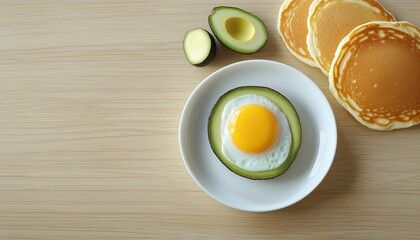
[208,6,268,54]
[208,86,302,180]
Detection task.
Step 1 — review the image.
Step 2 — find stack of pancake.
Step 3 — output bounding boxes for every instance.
[278,0,419,131]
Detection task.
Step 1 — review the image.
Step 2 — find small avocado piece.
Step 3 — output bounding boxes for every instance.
[183,28,216,67]
[208,6,268,54]
[208,86,302,180]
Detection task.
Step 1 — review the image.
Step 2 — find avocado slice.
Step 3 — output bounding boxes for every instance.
[208,6,268,54]
[183,28,216,67]
[208,86,302,180]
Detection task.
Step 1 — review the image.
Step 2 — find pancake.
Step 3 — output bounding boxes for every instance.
[278,0,317,67]
[307,0,395,75]
[329,21,420,131]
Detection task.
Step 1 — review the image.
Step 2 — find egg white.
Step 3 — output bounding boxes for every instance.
[221,94,292,171]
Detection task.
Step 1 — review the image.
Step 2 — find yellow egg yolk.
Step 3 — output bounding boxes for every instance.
[229,104,279,154]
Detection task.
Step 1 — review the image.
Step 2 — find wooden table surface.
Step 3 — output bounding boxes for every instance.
[0,0,419,239]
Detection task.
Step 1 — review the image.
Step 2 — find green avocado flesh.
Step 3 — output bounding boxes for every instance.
[183,28,216,67]
[208,6,268,54]
[208,86,302,180]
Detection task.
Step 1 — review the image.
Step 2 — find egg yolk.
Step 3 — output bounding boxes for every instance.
[229,104,279,154]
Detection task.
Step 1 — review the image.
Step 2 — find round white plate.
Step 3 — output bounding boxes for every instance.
[179,60,337,212]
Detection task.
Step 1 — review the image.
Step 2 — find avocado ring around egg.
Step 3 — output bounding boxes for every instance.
[208,86,302,180]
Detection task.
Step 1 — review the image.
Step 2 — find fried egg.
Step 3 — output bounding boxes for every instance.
[220,94,292,171]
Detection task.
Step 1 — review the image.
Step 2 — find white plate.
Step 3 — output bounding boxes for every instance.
[179,60,337,212]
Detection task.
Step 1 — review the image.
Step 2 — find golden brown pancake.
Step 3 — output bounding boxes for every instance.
[330,21,420,131]
[278,0,317,67]
[307,0,395,75]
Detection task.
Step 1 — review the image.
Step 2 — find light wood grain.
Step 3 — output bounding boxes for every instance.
[0,0,419,239]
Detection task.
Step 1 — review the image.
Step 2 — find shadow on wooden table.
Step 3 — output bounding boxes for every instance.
[205,31,284,69]
[284,128,358,211]
[276,127,358,213]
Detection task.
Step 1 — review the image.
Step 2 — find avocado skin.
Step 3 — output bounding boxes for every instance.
[183,29,217,67]
[208,6,269,54]
[208,86,302,180]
